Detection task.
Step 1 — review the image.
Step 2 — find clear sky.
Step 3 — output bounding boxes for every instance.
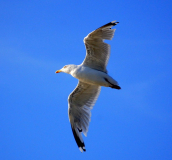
[0,0,172,160]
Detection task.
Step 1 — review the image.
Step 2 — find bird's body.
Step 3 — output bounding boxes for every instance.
[68,64,119,87]
[55,21,120,152]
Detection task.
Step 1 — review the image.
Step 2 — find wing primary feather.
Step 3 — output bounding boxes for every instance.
[82,21,118,72]
[71,125,86,152]
[98,21,119,30]
[68,82,101,152]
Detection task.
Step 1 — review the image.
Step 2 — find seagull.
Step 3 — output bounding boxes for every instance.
[55,21,121,152]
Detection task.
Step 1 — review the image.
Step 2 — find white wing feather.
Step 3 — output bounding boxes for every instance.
[82,21,119,72]
[68,81,101,152]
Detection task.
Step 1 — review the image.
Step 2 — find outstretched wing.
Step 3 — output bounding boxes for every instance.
[82,21,119,73]
[68,81,101,152]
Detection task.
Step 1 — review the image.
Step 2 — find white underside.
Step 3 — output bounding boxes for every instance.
[71,65,118,87]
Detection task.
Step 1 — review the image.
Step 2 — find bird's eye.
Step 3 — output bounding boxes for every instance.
[63,65,67,68]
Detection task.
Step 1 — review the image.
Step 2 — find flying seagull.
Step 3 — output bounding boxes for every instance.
[55,21,121,152]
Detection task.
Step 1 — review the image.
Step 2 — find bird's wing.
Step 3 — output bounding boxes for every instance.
[82,21,119,73]
[68,81,101,152]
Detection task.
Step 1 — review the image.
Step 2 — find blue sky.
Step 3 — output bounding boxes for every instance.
[0,0,172,159]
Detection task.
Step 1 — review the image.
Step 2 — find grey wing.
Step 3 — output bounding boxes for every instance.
[82,21,119,73]
[68,81,101,152]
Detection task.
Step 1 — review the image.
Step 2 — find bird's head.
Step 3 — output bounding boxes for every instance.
[55,65,76,74]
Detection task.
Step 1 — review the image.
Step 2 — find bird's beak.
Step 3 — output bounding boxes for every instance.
[55,70,62,73]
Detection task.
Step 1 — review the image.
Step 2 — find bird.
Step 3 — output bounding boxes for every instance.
[55,21,121,152]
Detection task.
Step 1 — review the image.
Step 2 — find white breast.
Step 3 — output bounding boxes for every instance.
[71,66,109,87]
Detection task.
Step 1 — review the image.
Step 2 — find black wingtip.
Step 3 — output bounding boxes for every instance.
[111,21,119,25]
[98,20,119,29]
[71,125,86,152]
[79,146,86,152]
[110,21,119,27]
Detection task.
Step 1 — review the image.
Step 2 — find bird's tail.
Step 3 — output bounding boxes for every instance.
[110,84,121,89]
[104,77,121,90]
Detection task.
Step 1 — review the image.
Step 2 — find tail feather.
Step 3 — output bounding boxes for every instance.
[111,85,121,89]
[104,78,121,90]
